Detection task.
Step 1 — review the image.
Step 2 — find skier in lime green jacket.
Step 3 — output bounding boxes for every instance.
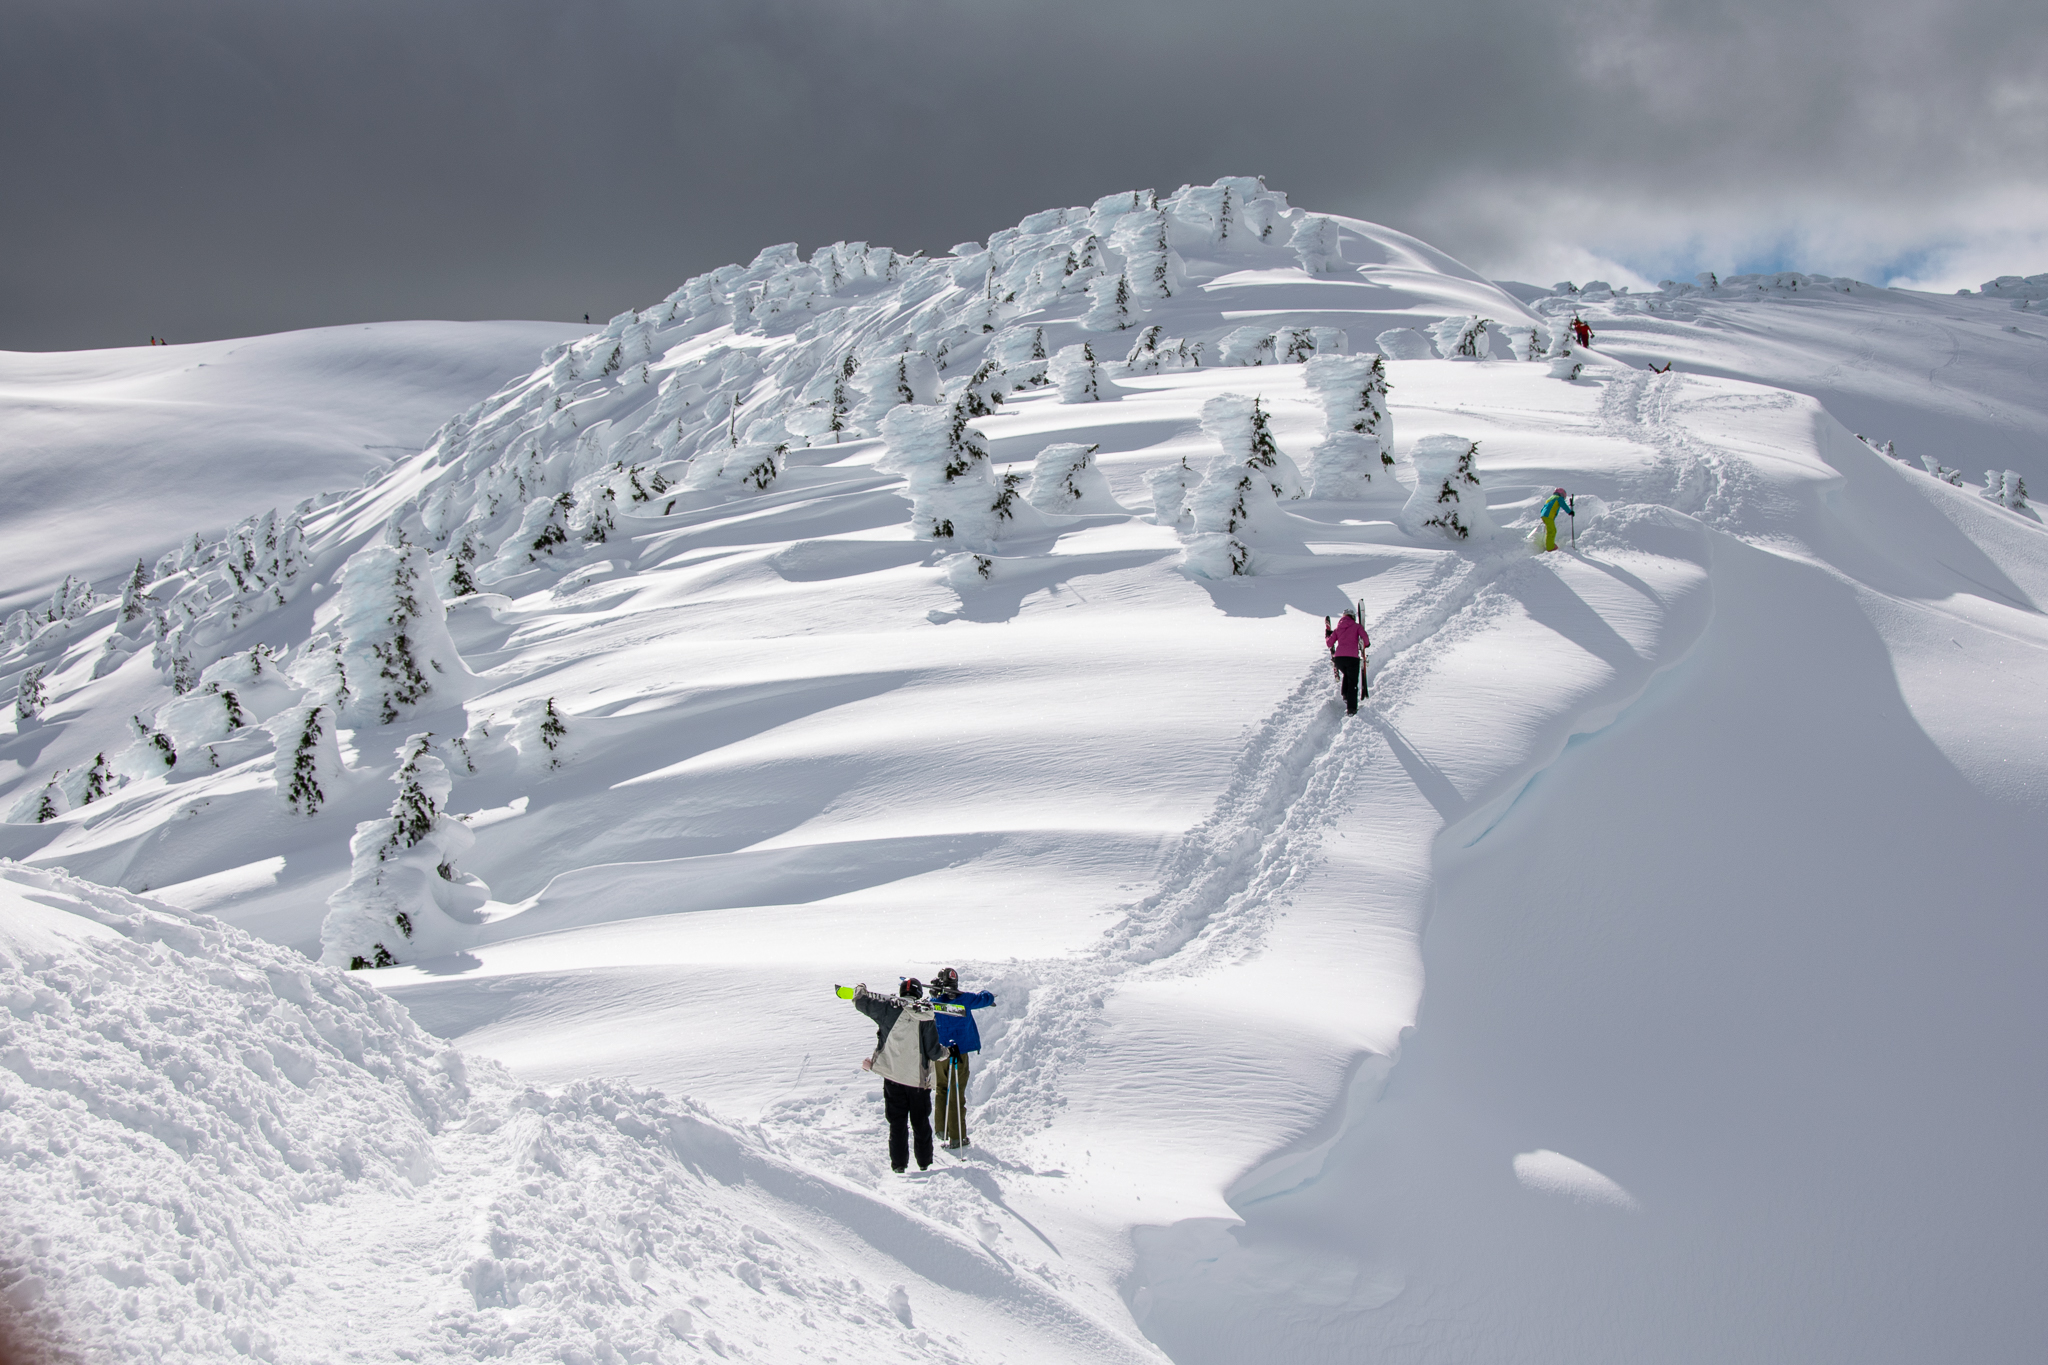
[1539,488,1573,552]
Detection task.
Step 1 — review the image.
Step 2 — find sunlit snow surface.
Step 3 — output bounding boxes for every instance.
[2,190,2045,1363]
[0,321,584,614]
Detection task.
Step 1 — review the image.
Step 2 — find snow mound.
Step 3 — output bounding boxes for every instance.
[0,861,464,1362]
[0,861,1148,1363]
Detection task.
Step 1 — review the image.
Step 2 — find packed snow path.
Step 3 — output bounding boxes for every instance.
[2,186,2045,1361]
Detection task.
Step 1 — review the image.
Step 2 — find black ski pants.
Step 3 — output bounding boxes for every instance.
[883,1078,933,1171]
[1333,655,1361,714]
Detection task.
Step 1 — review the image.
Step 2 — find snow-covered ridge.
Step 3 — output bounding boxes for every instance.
[0,175,1530,945]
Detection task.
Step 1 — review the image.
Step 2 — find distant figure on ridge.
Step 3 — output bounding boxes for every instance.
[840,978,943,1173]
[1540,488,1574,552]
[928,967,996,1149]
[1324,608,1368,716]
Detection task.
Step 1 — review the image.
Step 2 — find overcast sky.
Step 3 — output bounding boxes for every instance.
[5,0,2045,351]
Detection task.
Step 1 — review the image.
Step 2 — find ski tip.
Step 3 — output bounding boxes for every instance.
[834,984,856,999]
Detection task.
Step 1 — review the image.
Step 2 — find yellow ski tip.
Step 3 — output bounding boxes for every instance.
[834,985,856,999]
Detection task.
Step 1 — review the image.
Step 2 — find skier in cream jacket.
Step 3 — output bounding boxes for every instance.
[850,980,945,1172]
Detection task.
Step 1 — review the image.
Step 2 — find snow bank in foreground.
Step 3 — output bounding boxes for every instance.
[0,861,1146,1364]
[0,862,465,1362]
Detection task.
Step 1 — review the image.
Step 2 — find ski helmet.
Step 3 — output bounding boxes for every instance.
[899,977,924,999]
[931,967,960,995]
[1554,488,1567,497]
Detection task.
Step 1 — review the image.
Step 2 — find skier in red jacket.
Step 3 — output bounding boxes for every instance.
[1324,609,1368,715]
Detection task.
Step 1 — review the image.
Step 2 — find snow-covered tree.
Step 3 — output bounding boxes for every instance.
[853,350,941,428]
[1219,327,1278,366]
[1920,455,1965,486]
[1123,326,1166,374]
[118,559,153,623]
[1290,215,1343,274]
[1430,316,1493,360]
[1980,468,2029,509]
[1148,457,1200,528]
[880,402,1015,547]
[262,702,342,815]
[45,575,95,624]
[331,537,472,727]
[1303,354,1394,498]
[127,712,177,772]
[14,666,45,723]
[1503,323,1550,361]
[1082,271,1136,332]
[1375,328,1436,360]
[991,327,1051,391]
[1280,327,1348,363]
[1049,343,1102,402]
[1179,394,1305,577]
[320,733,490,970]
[1546,320,1584,380]
[1111,208,1179,303]
[1026,443,1115,512]
[1401,435,1498,542]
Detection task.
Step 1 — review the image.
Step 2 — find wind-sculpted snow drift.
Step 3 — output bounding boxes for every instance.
[3,180,2047,1363]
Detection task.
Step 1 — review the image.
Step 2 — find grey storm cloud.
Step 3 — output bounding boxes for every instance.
[4,0,2044,350]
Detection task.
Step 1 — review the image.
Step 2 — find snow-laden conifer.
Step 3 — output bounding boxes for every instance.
[1290,215,1344,274]
[127,713,177,772]
[1082,271,1136,332]
[119,559,153,623]
[320,734,490,970]
[1025,443,1115,513]
[1430,316,1494,360]
[1111,208,1179,304]
[1375,328,1436,360]
[1180,394,1305,577]
[260,702,342,815]
[1148,457,1200,528]
[330,537,472,727]
[1545,320,1584,379]
[14,666,45,723]
[853,351,941,429]
[1985,469,2029,509]
[1402,435,1498,542]
[991,327,1051,391]
[1280,327,1348,363]
[1503,322,1550,361]
[1219,328,1278,367]
[1123,326,1166,374]
[1303,354,1394,497]
[880,401,1014,548]
[1049,344,1102,403]
[1920,455,1965,486]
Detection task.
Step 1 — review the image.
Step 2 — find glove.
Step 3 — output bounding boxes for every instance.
[860,1057,873,1071]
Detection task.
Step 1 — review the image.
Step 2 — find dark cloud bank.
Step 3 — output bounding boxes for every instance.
[4,0,2044,351]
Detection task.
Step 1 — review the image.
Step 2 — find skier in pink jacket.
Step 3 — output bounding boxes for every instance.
[1324,609,1368,715]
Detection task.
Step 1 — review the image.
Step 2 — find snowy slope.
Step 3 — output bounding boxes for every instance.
[3,181,2045,1363]
[1530,273,2048,489]
[0,321,582,614]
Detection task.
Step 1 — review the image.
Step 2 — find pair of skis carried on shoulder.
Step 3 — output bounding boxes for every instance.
[834,984,972,1150]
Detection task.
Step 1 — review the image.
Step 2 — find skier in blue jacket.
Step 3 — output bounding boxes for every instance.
[929,967,996,1148]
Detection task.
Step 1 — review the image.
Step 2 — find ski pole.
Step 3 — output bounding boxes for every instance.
[1568,497,1576,549]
